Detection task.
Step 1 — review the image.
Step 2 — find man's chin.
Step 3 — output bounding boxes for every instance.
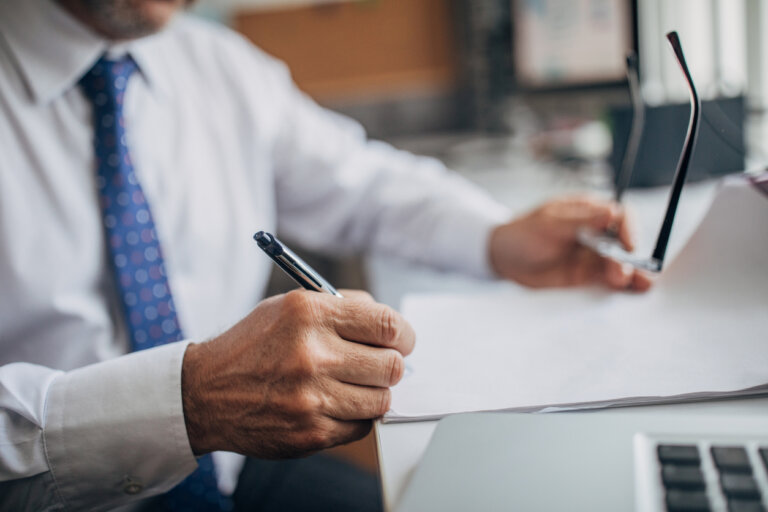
[114,0,191,38]
[134,0,186,30]
[61,0,189,40]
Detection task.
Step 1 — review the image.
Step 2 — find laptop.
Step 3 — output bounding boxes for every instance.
[396,404,768,512]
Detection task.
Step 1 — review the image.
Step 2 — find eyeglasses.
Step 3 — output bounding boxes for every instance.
[614,51,643,204]
[579,31,701,272]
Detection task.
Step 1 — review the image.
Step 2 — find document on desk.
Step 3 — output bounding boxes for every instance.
[385,176,768,423]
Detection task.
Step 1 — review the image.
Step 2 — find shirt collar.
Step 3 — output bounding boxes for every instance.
[0,0,171,104]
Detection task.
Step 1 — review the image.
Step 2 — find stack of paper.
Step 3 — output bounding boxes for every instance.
[386,176,768,423]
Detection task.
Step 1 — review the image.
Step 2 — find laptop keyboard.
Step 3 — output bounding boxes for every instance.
[658,443,768,512]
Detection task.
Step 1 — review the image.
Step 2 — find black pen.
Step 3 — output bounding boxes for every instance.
[253,231,343,298]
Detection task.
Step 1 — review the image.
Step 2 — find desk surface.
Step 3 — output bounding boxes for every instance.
[364,144,725,510]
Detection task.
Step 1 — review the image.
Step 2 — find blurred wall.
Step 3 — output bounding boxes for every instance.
[234,0,458,101]
[232,0,470,137]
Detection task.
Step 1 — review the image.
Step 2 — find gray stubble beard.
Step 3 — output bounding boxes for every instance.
[78,0,178,40]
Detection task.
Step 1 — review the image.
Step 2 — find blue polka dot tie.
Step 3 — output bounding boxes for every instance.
[79,55,231,511]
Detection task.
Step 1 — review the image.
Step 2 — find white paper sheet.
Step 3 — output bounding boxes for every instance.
[386,176,768,422]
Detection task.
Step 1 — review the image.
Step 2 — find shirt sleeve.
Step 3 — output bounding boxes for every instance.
[0,341,198,511]
[246,48,512,278]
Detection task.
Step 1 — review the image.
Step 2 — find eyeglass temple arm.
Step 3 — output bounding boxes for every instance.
[615,52,644,204]
[651,31,702,266]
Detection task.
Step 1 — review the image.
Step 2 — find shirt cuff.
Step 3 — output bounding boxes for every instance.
[44,341,198,510]
[427,199,512,279]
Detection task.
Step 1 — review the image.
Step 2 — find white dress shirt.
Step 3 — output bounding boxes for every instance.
[0,0,510,509]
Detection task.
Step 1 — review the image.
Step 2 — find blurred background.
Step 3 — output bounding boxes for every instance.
[187,0,768,480]
[187,0,768,298]
[191,0,767,176]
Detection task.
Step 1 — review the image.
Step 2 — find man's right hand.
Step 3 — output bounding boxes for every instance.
[180,289,415,459]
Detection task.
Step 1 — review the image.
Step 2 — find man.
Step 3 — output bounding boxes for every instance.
[0,0,650,510]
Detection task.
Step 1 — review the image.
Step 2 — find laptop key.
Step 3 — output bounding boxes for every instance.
[727,498,766,512]
[665,489,711,511]
[712,447,752,473]
[721,473,761,499]
[662,465,706,489]
[659,444,701,465]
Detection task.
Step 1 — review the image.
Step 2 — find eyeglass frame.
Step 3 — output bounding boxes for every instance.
[579,30,701,273]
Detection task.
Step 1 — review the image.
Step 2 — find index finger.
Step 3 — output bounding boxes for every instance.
[544,196,619,239]
[330,299,416,356]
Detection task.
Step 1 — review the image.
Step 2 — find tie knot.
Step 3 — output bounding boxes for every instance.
[79,55,138,108]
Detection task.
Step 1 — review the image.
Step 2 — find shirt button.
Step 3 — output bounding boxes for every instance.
[122,477,143,495]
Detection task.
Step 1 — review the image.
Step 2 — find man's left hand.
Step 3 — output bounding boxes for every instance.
[489,196,653,291]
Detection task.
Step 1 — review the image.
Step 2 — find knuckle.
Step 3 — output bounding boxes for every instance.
[377,307,401,346]
[282,290,317,321]
[292,334,338,379]
[347,390,367,415]
[385,350,405,385]
[305,420,333,450]
[288,340,319,378]
[293,389,322,416]
[377,389,392,416]
[283,289,308,308]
